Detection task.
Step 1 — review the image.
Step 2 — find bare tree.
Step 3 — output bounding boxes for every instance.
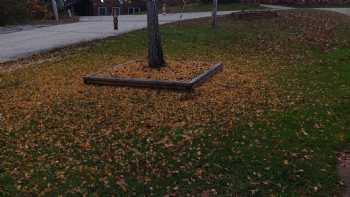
[212,0,218,28]
[147,0,166,68]
[51,0,59,21]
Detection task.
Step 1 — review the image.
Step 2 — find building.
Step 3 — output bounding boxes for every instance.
[69,0,186,16]
[70,0,146,16]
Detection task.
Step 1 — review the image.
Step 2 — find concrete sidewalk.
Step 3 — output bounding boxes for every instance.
[0,11,232,63]
[261,4,350,17]
[315,8,350,16]
[260,4,294,10]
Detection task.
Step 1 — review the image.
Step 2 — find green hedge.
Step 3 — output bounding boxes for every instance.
[0,0,29,26]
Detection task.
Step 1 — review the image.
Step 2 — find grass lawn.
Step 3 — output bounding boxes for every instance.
[0,10,350,196]
[166,2,263,13]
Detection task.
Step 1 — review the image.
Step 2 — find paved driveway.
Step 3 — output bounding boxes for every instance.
[0,11,232,63]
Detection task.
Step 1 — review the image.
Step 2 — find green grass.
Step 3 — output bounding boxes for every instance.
[166,2,263,13]
[0,10,350,195]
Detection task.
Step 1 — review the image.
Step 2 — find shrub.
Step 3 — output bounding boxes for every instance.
[0,0,30,26]
[29,0,49,20]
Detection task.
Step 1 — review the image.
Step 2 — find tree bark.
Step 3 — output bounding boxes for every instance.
[51,0,59,21]
[212,0,218,28]
[147,0,166,68]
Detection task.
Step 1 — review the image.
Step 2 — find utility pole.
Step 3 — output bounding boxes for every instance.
[212,0,218,28]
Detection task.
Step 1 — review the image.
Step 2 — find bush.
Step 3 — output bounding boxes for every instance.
[0,0,30,26]
[30,0,49,20]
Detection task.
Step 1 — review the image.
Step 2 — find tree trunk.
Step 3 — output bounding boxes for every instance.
[51,0,59,21]
[147,0,166,68]
[212,0,218,28]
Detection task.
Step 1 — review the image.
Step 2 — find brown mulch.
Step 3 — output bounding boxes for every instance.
[96,60,213,81]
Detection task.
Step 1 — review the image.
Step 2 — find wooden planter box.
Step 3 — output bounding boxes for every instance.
[83,63,223,91]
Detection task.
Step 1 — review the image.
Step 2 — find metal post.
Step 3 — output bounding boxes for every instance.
[113,15,118,30]
[162,3,167,15]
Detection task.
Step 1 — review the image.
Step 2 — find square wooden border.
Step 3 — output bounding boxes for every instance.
[83,63,223,91]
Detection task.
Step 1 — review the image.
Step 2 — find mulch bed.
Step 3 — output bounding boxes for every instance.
[84,60,223,91]
[96,60,213,81]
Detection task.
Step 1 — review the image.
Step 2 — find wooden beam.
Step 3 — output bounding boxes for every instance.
[190,63,223,88]
[83,63,224,91]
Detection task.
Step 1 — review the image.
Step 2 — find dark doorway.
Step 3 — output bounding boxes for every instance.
[73,0,93,16]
